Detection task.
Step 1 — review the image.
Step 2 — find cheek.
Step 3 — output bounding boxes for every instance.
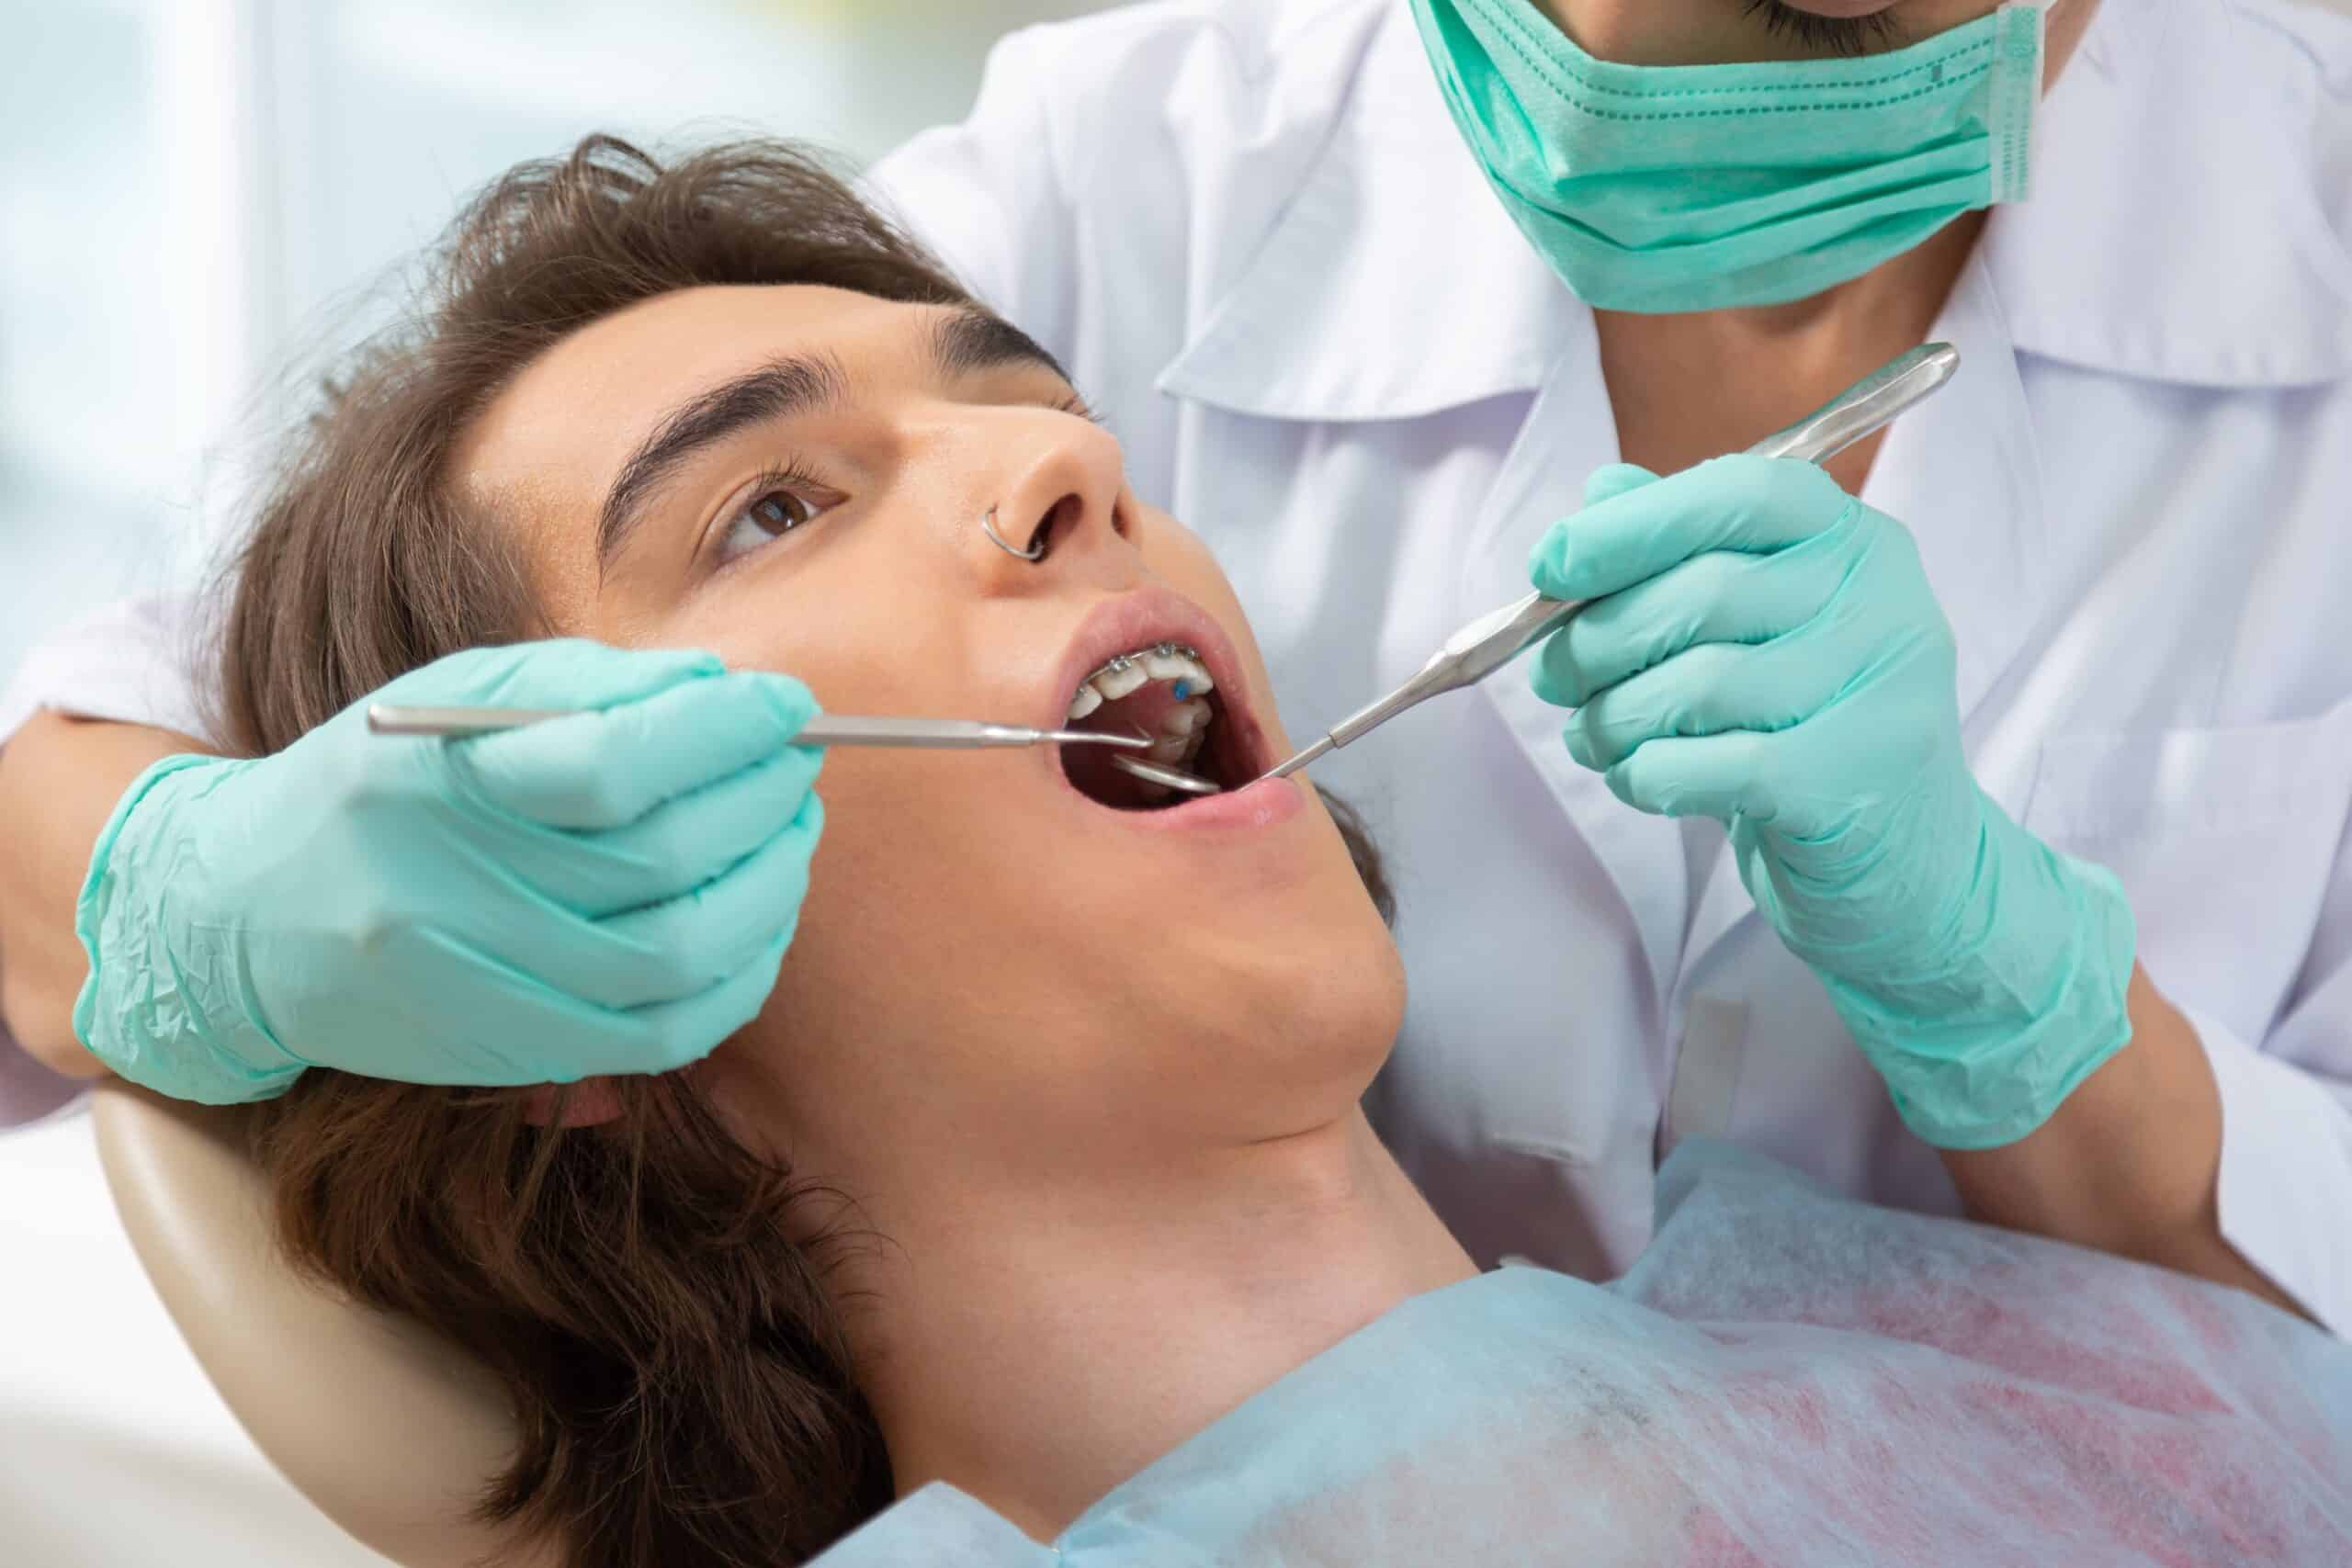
[744,746,1063,1028]
[723,742,1408,1158]
[605,552,959,720]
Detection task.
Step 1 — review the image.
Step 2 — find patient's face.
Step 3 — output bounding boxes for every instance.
[452,285,1405,1179]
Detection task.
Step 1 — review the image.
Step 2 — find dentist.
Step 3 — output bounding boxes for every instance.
[5,0,2349,1328]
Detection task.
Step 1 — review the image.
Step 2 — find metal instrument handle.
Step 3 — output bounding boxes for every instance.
[365,705,571,736]
[366,705,1148,750]
[1440,344,1962,696]
[1304,344,1962,760]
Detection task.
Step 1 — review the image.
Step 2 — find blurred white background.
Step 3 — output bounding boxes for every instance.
[0,0,1115,694]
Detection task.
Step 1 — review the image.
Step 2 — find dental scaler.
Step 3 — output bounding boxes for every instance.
[1251,342,1962,787]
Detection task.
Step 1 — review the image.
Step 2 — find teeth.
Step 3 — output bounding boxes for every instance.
[1147,735,1191,763]
[1068,641,1216,721]
[1141,647,1212,692]
[1160,697,1211,738]
[1091,658,1151,701]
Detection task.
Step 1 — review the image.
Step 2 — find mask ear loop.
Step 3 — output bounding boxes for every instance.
[1985,1,2051,205]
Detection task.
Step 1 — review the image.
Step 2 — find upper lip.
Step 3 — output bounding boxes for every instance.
[1046,585,1272,776]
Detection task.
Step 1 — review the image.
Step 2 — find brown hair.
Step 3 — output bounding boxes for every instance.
[221,134,1393,1568]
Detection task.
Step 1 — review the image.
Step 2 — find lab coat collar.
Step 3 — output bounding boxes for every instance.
[1984,0,2352,389]
[1156,2,1585,422]
[1162,0,2352,424]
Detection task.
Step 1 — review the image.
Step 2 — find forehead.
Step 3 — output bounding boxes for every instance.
[451,283,931,521]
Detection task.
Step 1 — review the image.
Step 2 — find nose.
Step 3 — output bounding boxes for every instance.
[969,412,1128,587]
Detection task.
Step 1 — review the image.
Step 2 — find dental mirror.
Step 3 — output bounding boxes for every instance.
[1108,752,1224,795]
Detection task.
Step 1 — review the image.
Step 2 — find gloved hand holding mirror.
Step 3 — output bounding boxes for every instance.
[74,638,826,1103]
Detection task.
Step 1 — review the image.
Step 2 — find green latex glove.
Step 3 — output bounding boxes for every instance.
[74,640,824,1104]
[1528,457,2136,1148]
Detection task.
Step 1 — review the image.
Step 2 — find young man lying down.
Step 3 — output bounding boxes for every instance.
[123,138,2352,1565]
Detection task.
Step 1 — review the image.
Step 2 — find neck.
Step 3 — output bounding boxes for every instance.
[840,1106,1475,1540]
[1592,211,1984,493]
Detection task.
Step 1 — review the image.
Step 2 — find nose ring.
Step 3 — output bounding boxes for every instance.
[980,506,1046,562]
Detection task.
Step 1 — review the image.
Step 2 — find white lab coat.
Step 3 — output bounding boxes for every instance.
[6,0,2351,1326]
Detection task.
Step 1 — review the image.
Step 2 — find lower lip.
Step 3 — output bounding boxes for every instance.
[1060,761,1306,833]
[1126,772,1305,832]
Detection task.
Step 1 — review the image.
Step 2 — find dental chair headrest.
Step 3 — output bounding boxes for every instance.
[91,1080,554,1568]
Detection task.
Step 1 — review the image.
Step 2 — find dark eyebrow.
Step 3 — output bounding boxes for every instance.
[930,307,1070,387]
[597,352,849,566]
[595,310,1069,569]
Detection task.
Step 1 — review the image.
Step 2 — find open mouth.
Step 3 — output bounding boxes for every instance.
[1058,641,1260,810]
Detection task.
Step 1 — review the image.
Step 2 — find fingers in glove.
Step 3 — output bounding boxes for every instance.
[1532,523,1860,709]
[1564,614,1867,773]
[589,794,823,1003]
[508,745,825,917]
[1523,467,1659,627]
[1581,462,1661,507]
[1598,731,1789,824]
[366,925,792,1084]
[456,670,820,829]
[1530,455,1854,604]
[377,792,818,1066]
[602,928,794,1076]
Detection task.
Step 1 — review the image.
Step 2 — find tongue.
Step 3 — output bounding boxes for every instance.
[1083,682,1184,742]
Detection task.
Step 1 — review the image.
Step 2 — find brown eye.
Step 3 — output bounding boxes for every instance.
[716,481,834,565]
[747,490,813,536]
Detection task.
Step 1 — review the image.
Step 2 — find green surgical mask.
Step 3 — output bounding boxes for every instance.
[1408,0,2051,313]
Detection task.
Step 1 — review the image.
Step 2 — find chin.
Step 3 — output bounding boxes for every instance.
[1201,904,1408,1122]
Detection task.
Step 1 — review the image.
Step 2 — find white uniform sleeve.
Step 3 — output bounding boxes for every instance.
[2161,0,2352,1338]
[0,591,217,750]
[0,591,214,1124]
[2195,809,2352,1335]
